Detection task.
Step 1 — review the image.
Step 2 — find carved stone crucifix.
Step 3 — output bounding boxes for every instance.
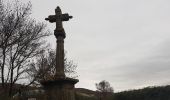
[45,6,72,78]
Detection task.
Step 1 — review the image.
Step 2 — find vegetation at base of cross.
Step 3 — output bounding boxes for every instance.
[27,49,78,85]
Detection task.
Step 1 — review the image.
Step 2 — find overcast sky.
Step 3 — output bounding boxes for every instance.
[19,0,170,92]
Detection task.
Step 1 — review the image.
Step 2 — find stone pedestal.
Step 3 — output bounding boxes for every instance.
[41,78,79,100]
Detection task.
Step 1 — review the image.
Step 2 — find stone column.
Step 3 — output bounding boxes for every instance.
[55,36,65,78]
[41,6,79,100]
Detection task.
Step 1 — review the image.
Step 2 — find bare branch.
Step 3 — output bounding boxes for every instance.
[0,0,51,96]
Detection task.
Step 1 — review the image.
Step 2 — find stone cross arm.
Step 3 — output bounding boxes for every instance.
[45,6,73,23]
[45,6,72,38]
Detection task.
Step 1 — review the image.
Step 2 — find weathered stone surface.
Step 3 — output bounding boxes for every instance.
[45,6,72,78]
[41,6,79,100]
[41,78,78,100]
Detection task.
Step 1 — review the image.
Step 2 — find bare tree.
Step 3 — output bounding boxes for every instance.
[27,49,78,86]
[0,0,50,96]
[96,80,114,100]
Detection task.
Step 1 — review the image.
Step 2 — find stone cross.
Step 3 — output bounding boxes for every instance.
[42,6,78,100]
[45,6,72,78]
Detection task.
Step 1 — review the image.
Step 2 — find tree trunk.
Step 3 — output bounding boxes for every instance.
[9,68,13,96]
[1,48,6,88]
[9,46,14,97]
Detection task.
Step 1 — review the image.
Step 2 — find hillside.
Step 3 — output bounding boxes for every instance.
[76,85,170,100]
[75,88,98,100]
[114,85,170,100]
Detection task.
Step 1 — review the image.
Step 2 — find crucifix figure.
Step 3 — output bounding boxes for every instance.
[45,6,72,78]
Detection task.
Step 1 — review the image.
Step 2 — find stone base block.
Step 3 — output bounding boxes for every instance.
[41,78,79,100]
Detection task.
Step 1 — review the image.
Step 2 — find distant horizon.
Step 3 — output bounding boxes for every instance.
[0,82,169,93]
[76,84,170,93]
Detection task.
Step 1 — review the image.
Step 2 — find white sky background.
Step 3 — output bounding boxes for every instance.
[17,0,170,92]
